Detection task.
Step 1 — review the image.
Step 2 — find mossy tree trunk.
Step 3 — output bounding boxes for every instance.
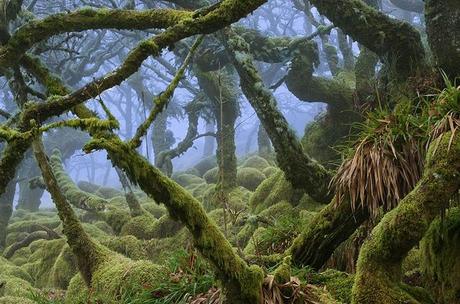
[352,132,460,303]
[0,179,16,250]
[32,137,109,286]
[197,68,239,191]
[224,29,332,203]
[425,0,460,79]
[85,137,264,303]
[257,123,272,158]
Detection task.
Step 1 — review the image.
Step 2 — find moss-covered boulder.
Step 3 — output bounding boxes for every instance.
[65,257,167,304]
[241,155,270,171]
[193,157,217,177]
[120,214,158,240]
[203,167,219,184]
[249,170,301,213]
[262,166,278,178]
[172,173,205,188]
[237,167,266,191]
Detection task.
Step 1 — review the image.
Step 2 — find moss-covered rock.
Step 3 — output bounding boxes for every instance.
[50,244,78,289]
[120,214,158,240]
[65,257,167,304]
[262,166,278,178]
[142,203,167,219]
[241,155,270,171]
[203,186,251,212]
[0,274,38,298]
[21,238,67,288]
[203,167,219,184]
[102,207,131,234]
[309,268,354,303]
[0,296,35,304]
[172,173,205,187]
[250,170,303,213]
[102,235,148,260]
[237,167,266,191]
[193,157,217,177]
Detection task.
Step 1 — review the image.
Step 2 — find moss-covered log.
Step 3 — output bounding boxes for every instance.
[352,132,460,303]
[85,137,264,303]
[224,29,332,203]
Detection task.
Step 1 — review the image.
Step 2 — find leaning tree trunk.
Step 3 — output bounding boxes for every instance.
[32,137,109,286]
[85,136,264,303]
[352,132,460,303]
[224,29,332,203]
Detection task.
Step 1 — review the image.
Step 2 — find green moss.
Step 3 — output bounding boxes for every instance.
[193,157,217,177]
[50,150,107,211]
[0,257,33,283]
[0,296,35,304]
[241,155,270,171]
[65,257,168,304]
[236,167,266,191]
[249,170,300,213]
[120,213,158,240]
[102,207,131,234]
[22,238,67,288]
[420,207,460,304]
[0,274,37,298]
[203,167,219,184]
[203,186,250,212]
[310,268,354,303]
[102,235,147,260]
[141,202,166,219]
[50,244,78,289]
[172,173,205,187]
[262,166,278,177]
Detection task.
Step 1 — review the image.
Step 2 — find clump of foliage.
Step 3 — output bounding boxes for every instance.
[332,98,427,218]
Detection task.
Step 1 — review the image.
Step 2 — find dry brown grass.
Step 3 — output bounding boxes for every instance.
[331,103,425,218]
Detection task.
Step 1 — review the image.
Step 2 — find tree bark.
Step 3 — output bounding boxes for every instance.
[426,0,460,78]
